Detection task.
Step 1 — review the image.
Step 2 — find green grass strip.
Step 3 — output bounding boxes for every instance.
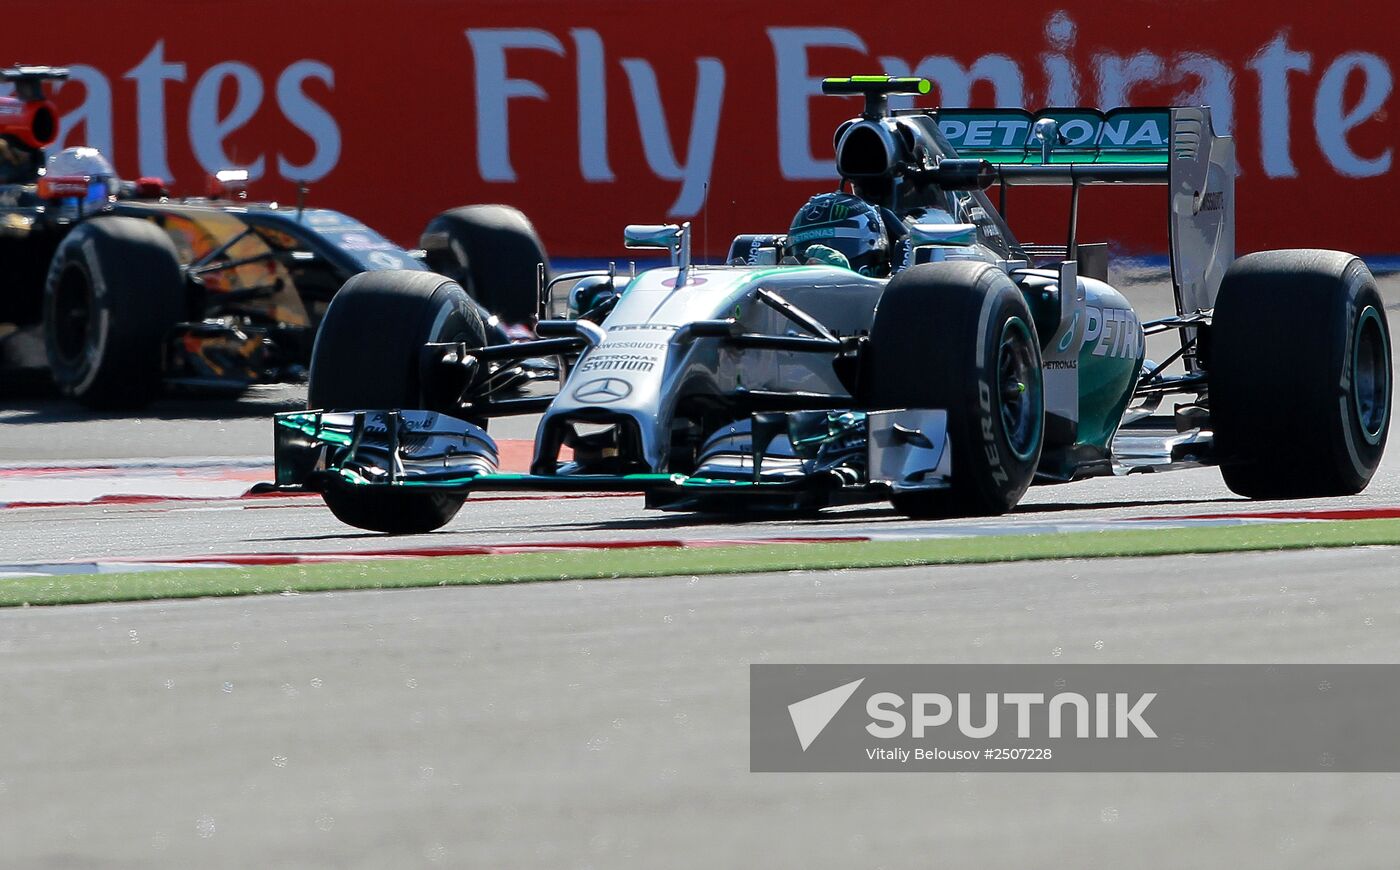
[7,518,1400,608]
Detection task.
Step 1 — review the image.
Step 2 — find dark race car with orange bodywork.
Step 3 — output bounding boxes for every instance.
[0,66,549,408]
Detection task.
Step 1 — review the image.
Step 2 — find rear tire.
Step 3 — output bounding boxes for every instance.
[42,217,184,408]
[861,262,1044,517]
[1211,249,1391,498]
[419,205,550,325]
[308,270,487,533]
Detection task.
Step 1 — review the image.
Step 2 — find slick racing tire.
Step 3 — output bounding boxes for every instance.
[1211,249,1391,499]
[862,262,1044,518]
[43,217,184,408]
[419,205,550,325]
[308,270,488,534]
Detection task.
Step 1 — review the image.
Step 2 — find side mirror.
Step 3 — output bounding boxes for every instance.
[624,222,691,270]
[624,224,681,249]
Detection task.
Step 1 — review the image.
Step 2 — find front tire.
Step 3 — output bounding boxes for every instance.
[309,270,487,534]
[862,262,1044,517]
[1211,249,1391,498]
[43,217,185,408]
[419,205,550,325]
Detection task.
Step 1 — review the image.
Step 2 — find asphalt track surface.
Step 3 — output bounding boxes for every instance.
[2,274,1400,865]
[3,550,1400,867]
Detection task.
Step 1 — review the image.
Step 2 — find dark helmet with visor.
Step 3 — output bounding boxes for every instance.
[787,192,890,277]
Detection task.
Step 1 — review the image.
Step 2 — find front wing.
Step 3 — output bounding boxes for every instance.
[261,408,953,511]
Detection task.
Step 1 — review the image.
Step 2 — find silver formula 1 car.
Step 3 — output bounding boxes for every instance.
[265,76,1392,534]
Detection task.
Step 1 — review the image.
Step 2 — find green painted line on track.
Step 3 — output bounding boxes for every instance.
[6,518,1400,608]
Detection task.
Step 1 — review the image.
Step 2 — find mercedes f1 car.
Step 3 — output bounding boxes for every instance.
[266,75,1392,533]
[0,66,548,407]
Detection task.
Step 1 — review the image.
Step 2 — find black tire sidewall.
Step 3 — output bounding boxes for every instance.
[419,205,548,324]
[308,270,485,412]
[1333,269,1391,488]
[862,262,1044,516]
[1212,251,1391,497]
[42,217,184,407]
[307,270,485,534]
[43,254,105,393]
[319,487,466,536]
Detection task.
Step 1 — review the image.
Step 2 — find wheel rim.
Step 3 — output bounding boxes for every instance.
[997,316,1042,461]
[1352,305,1390,445]
[52,264,95,366]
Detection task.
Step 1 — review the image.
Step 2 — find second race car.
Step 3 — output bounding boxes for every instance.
[0,66,549,408]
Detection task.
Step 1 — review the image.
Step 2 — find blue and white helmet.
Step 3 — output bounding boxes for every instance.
[45,146,119,204]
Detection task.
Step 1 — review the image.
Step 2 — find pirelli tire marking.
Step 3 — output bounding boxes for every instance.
[976,379,1011,486]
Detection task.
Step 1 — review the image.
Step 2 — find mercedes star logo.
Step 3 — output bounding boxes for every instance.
[572,377,633,404]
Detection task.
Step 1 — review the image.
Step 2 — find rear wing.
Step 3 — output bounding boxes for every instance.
[932,106,1235,313]
[1,65,68,102]
[936,106,1172,168]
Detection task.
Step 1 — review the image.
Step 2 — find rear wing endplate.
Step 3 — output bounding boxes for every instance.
[934,106,1234,312]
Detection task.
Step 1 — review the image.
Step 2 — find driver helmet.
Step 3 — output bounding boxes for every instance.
[787,192,890,277]
[568,274,623,317]
[45,146,120,206]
